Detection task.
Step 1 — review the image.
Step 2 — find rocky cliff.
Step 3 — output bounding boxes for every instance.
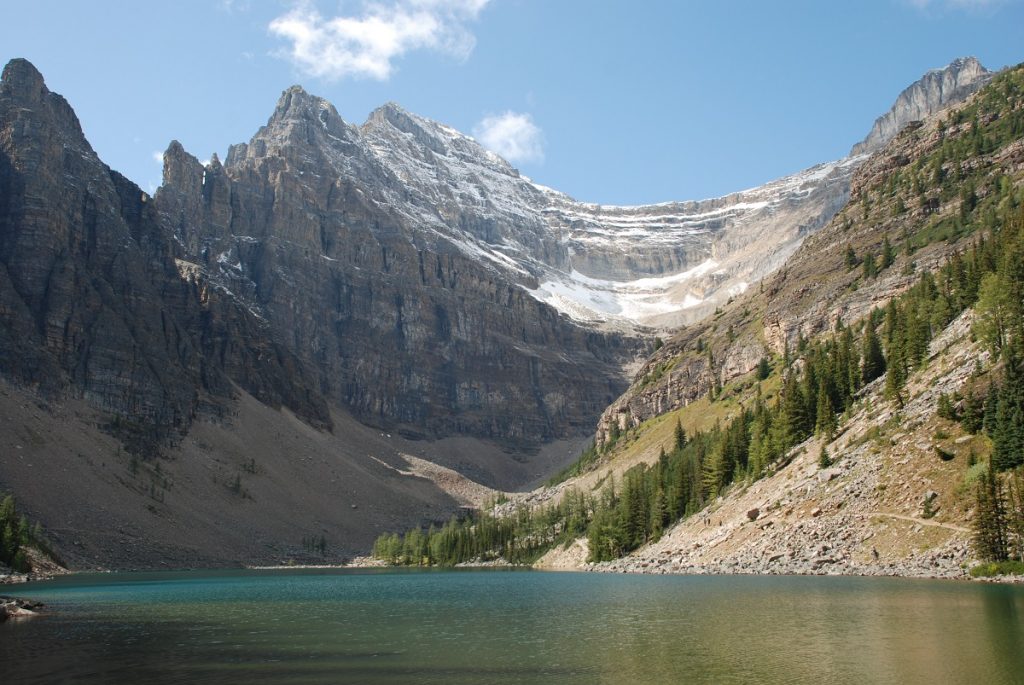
[851,56,991,156]
[155,88,637,446]
[0,59,330,449]
[149,56,991,449]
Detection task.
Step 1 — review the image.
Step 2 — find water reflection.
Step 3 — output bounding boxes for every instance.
[3,570,1022,685]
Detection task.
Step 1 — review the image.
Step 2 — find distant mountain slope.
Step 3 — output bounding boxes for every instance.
[528,60,1024,577]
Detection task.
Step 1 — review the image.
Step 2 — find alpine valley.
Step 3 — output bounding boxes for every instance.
[2,52,1022,584]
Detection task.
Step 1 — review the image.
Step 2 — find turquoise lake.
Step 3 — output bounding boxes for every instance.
[2,569,1022,684]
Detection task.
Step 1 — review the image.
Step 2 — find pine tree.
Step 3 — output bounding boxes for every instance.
[845,244,859,270]
[974,272,1011,354]
[650,486,667,541]
[861,322,886,384]
[815,381,837,439]
[781,373,810,448]
[936,393,956,421]
[881,235,895,269]
[862,252,878,279]
[974,467,1009,562]
[884,332,907,406]
[0,495,14,528]
[983,380,1001,436]
[674,419,687,451]
[992,356,1024,471]
[961,392,984,434]
[818,445,832,469]
[756,357,770,381]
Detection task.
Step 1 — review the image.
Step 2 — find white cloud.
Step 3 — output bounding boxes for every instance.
[220,0,251,13]
[152,151,164,165]
[472,111,544,165]
[269,0,490,81]
[906,0,1006,10]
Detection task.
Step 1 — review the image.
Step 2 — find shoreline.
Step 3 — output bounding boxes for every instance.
[5,558,1022,585]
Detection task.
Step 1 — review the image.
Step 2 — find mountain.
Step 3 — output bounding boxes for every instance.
[851,56,991,156]
[517,61,1024,578]
[152,56,991,445]
[0,55,999,569]
[0,59,331,444]
[156,88,637,449]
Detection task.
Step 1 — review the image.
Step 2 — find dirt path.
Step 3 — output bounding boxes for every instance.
[867,511,971,534]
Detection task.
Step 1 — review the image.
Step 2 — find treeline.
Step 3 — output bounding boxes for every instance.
[0,494,47,573]
[371,500,586,566]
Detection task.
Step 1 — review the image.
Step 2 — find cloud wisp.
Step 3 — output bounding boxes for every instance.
[269,0,490,81]
[472,111,545,165]
[906,0,1007,11]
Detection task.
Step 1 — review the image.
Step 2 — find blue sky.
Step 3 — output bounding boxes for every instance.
[2,0,1022,204]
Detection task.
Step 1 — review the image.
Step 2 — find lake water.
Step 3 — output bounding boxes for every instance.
[2,569,1022,684]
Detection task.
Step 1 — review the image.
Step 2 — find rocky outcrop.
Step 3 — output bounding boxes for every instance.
[851,56,991,156]
[0,597,43,621]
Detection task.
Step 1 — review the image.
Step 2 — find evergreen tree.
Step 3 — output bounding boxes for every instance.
[881,235,895,269]
[650,486,667,541]
[961,392,984,434]
[861,321,886,384]
[845,244,859,270]
[983,381,1001,436]
[674,419,687,451]
[936,392,957,421]
[815,380,837,439]
[818,445,832,469]
[781,373,810,449]
[974,467,1009,562]
[992,356,1024,471]
[862,252,878,279]
[884,333,907,406]
[974,272,1012,354]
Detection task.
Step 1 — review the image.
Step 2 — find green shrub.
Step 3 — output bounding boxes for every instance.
[970,560,1024,577]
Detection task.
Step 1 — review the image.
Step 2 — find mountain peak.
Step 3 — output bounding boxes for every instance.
[1,57,90,154]
[851,56,991,156]
[944,55,983,73]
[363,100,459,157]
[1,58,46,99]
[268,84,344,128]
[365,101,427,133]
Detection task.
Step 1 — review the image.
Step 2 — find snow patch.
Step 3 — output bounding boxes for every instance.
[525,260,719,323]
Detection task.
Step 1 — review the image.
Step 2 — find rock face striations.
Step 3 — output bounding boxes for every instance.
[155,88,636,446]
[0,59,330,450]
